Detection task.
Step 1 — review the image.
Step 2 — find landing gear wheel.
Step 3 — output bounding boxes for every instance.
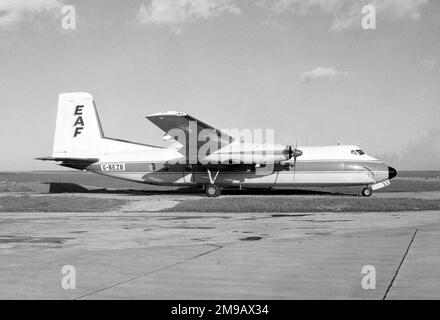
[361,187,373,197]
[205,184,221,197]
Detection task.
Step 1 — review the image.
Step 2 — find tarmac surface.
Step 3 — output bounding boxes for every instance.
[1,190,440,299]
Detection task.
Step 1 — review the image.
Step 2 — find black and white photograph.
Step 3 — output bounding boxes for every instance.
[0,0,440,306]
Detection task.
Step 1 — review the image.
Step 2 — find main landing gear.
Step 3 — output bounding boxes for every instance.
[361,186,373,197]
[205,184,221,197]
[205,169,221,197]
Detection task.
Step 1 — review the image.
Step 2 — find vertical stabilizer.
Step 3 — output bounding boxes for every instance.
[52,92,104,157]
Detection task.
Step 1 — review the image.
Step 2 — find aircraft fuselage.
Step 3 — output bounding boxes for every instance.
[73,145,396,191]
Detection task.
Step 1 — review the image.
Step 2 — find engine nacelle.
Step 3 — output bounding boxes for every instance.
[201,150,291,164]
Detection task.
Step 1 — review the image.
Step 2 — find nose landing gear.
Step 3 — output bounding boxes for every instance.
[361,187,373,197]
[205,169,222,197]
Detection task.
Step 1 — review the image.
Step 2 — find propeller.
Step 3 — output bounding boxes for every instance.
[288,141,303,178]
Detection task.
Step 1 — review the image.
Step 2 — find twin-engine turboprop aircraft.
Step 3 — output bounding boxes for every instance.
[38,92,397,197]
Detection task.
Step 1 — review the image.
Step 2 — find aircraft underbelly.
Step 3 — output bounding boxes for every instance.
[290,172,373,185]
[98,172,184,184]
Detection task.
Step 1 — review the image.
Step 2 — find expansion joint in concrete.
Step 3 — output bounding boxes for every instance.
[74,244,223,300]
[383,229,418,300]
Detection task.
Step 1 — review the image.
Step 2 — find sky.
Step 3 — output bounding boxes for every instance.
[0,0,439,171]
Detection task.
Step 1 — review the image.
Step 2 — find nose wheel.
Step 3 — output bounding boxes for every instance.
[205,184,221,197]
[361,187,373,197]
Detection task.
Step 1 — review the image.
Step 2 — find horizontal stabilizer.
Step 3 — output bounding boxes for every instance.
[36,157,99,170]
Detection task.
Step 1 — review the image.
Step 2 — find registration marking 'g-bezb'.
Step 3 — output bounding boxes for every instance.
[101,163,126,172]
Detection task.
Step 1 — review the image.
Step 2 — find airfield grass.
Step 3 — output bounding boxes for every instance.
[378,179,440,192]
[0,196,127,213]
[0,181,34,193]
[2,171,440,213]
[164,197,440,213]
[2,171,440,193]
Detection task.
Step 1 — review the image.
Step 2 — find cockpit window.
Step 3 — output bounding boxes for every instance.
[351,149,366,155]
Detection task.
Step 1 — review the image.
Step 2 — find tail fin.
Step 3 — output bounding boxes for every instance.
[52,92,104,158]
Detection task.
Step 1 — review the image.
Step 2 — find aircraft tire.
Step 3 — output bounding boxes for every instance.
[205,184,221,197]
[361,187,373,197]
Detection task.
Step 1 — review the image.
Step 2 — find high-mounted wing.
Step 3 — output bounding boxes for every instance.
[146,112,234,162]
[146,112,301,166]
[147,111,234,145]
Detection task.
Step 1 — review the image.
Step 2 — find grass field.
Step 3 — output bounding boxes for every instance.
[164,197,440,213]
[1,171,440,194]
[0,172,172,190]
[2,171,440,213]
[0,196,127,212]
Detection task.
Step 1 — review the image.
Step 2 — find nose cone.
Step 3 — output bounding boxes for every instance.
[388,166,397,180]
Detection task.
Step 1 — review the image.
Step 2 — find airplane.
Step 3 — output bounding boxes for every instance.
[37,92,397,197]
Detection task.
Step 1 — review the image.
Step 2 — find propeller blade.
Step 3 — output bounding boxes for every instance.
[291,140,303,180]
[294,155,298,181]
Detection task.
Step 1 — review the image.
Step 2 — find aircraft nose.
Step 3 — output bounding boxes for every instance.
[388,166,397,180]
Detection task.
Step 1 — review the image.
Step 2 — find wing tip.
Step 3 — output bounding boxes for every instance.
[35,157,55,161]
[146,111,187,118]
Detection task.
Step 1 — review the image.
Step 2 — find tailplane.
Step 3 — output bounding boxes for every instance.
[38,92,160,167]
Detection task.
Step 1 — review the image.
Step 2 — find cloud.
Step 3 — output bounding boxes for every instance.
[420,58,438,72]
[378,130,440,170]
[136,0,241,34]
[262,19,285,31]
[0,0,64,30]
[260,0,429,32]
[301,66,348,83]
